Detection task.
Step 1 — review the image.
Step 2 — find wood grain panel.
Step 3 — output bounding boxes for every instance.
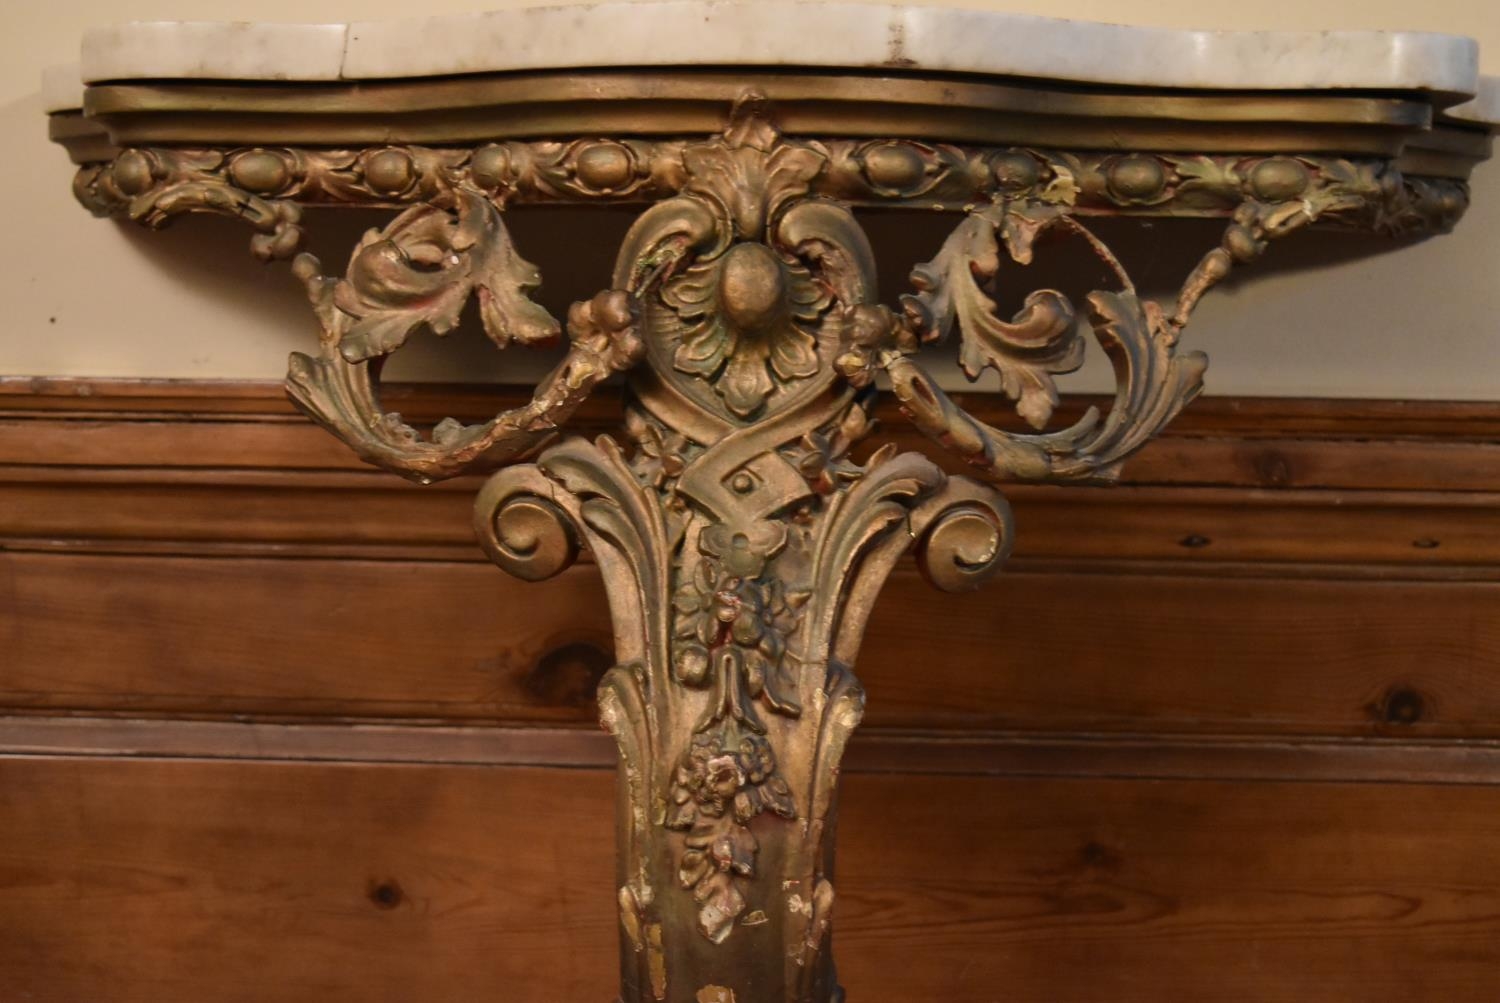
[860,568,1500,737]
[5,550,1499,737]
[8,468,1500,568]
[6,382,1500,567]
[838,773,1500,1003]
[0,550,614,724]
[7,402,1500,492]
[4,379,1499,998]
[0,758,617,1003]
[3,756,1498,1002]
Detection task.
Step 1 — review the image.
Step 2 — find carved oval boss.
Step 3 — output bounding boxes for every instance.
[603,95,889,566]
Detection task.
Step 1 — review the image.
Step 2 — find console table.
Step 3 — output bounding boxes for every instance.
[41,4,1500,1001]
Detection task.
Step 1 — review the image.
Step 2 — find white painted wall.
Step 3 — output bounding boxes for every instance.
[4,0,1498,397]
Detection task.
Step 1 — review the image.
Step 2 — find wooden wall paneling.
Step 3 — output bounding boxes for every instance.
[0,758,619,1003]
[4,550,1500,738]
[3,757,1499,1002]
[8,469,1500,567]
[6,381,1500,569]
[0,551,616,723]
[4,379,1500,999]
[836,773,1500,1003]
[7,381,1500,492]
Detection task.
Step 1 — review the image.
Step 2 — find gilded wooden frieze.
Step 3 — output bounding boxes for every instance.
[73,135,1470,241]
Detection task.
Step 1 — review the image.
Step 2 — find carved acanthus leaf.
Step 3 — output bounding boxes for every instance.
[334,188,559,361]
[904,203,1084,429]
[1063,289,1207,476]
[680,94,826,241]
[881,204,1211,483]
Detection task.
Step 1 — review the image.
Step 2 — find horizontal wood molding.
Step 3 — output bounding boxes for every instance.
[8,716,1500,787]
[8,376,1500,437]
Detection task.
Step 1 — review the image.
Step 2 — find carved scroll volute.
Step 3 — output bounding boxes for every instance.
[472,97,1012,1003]
[473,441,1012,1003]
[837,199,1212,485]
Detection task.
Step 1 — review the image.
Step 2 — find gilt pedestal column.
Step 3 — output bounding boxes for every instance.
[46,6,1499,1001]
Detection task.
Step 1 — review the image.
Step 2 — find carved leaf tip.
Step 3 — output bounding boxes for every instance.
[330,189,560,363]
[723,90,778,152]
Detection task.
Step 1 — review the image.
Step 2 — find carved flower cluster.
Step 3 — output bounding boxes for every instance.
[624,409,694,492]
[667,731,796,830]
[673,558,807,730]
[789,398,878,495]
[834,302,919,390]
[665,730,797,943]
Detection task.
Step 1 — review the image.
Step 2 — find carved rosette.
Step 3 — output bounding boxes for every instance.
[67,87,1469,1003]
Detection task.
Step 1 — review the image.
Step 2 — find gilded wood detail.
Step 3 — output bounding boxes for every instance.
[63,90,1472,1003]
[73,136,1469,225]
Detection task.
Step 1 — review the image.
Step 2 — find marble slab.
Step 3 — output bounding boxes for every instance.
[82,20,346,84]
[41,64,83,114]
[77,1,1482,100]
[1448,76,1500,129]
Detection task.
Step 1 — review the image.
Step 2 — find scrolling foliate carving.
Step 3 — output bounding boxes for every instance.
[329,186,558,362]
[469,98,1014,1001]
[842,152,1409,486]
[68,87,1476,1003]
[847,200,1209,483]
[903,201,1085,430]
[285,189,643,483]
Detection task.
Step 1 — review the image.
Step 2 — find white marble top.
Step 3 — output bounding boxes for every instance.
[41,63,83,114]
[1449,76,1500,127]
[73,1,1484,98]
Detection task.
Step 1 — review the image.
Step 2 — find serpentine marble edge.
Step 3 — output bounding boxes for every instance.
[70,0,1489,100]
